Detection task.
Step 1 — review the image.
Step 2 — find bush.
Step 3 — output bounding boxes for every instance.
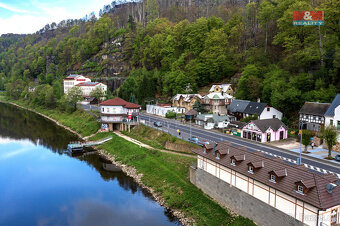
[165,111,177,118]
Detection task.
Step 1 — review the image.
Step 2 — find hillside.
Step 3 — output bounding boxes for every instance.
[1,0,339,126]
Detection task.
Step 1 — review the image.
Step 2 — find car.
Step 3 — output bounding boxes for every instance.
[188,136,199,144]
[335,155,340,162]
[198,140,210,146]
[154,121,162,127]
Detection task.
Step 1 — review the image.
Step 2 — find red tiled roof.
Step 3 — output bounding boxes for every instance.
[125,102,141,109]
[100,98,140,109]
[100,98,128,106]
[193,143,340,210]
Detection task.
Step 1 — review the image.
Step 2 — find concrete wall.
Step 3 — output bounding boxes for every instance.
[189,166,305,226]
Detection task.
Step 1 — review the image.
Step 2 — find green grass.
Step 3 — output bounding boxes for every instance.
[122,125,199,153]
[10,100,100,137]
[99,134,255,225]
[88,132,114,141]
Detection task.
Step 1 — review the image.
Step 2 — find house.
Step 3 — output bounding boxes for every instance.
[195,114,234,130]
[192,142,340,226]
[324,94,340,141]
[227,100,250,120]
[202,92,233,115]
[76,82,107,99]
[146,104,186,117]
[241,118,287,142]
[227,100,282,120]
[184,109,198,121]
[299,102,331,131]
[100,97,141,131]
[209,83,234,96]
[172,94,202,111]
[63,74,91,94]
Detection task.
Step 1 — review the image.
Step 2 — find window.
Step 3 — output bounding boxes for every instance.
[231,159,236,166]
[270,174,276,183]
[102,108,104,112]
[330,119,333,126]
[248,166,253,173]
[338,121,340,130]
[273,115,276,118]
[216,153,220,159]
[297,185,304,194]
[267,107,270,111]
[107,108,109,113]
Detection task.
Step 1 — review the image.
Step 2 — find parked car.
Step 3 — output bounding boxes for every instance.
[335,155,340,162]
[188,136,199,144]
[154,121,162,127]
[198,140,210,146]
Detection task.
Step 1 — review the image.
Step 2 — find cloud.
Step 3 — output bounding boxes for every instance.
[0,2,33,14]
[0,0,114,35]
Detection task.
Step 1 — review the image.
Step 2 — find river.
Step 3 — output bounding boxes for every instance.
[0,103,180,226]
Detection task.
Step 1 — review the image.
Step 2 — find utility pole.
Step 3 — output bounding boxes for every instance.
[298,119,303,165]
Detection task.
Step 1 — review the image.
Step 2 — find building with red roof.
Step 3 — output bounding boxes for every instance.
[100,98,141,131]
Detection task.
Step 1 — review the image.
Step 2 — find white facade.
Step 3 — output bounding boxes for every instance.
[101,105,139,123]
[146,104,186,117]
[259,107,283,120]
[325,105,340,142]
[77,83,107,97]
[197,156,340,226]
[63,75,91,94]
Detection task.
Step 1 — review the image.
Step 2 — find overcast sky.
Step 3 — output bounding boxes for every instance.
[0,0,114,35]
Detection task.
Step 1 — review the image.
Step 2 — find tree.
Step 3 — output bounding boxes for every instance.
[66,86,83,111]
[321,126,338,159]
[193,99,205,113]
[90,86,105,104]
[301,130,313,153]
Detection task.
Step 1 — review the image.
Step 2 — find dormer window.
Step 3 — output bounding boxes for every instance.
[231,159,236,166]
[248,166,253,174]
[216,153,220,159]
[297,185,304,194]
[270,174,276,183]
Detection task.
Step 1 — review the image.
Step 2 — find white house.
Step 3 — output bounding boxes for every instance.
[100,97,140,131]
[209,83,234,96]
[299,102,331,131]
[195,114,235,130]
[146,104,186,117]
[76,82,107,98]
[228,100,283,120]
[193,142,340,226]
[324,94,340,141]
[63,74,91,94]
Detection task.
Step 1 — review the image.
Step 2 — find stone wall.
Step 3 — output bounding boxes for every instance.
[164,142,193,154]
[189,166,305,226]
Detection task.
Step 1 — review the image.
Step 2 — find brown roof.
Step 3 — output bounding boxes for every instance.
[193,143,340,210]
[244,118,287,133]
[248,160,264,168]
[100,98,140,109]
[271,168,287,177]
[299,102,330,116]
[185,109,198,116]
[232,154,245,161]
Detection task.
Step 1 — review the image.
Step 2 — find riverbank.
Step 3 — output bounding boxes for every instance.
[0,99,254,225]
[0,98,99,138]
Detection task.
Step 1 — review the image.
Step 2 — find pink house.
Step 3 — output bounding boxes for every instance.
[241,118,288,142]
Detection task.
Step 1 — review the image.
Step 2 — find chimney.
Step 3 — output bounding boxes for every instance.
[213,143,216,155]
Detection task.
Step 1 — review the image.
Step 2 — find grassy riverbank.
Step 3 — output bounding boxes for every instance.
[93,133,254,225]
[122,125,198,154]
[0,97,99,137]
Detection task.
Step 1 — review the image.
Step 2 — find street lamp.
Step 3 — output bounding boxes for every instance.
[298,118,303,165]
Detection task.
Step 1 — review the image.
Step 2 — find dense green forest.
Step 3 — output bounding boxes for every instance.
[0,0,339,126]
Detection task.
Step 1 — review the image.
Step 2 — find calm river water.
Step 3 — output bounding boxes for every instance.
[0,103,179,226]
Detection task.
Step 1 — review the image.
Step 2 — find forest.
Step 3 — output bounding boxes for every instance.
[0,0,339,126]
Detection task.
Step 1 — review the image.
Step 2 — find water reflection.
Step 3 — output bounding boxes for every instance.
[0,102,79,152]
[0,103,179,225]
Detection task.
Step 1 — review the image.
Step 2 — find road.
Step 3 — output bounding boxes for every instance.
[140,113,340,178]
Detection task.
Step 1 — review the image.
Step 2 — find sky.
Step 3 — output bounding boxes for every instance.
[0,0,114,35]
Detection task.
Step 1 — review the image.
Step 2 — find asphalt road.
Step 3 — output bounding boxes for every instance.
[140,113,340,178]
